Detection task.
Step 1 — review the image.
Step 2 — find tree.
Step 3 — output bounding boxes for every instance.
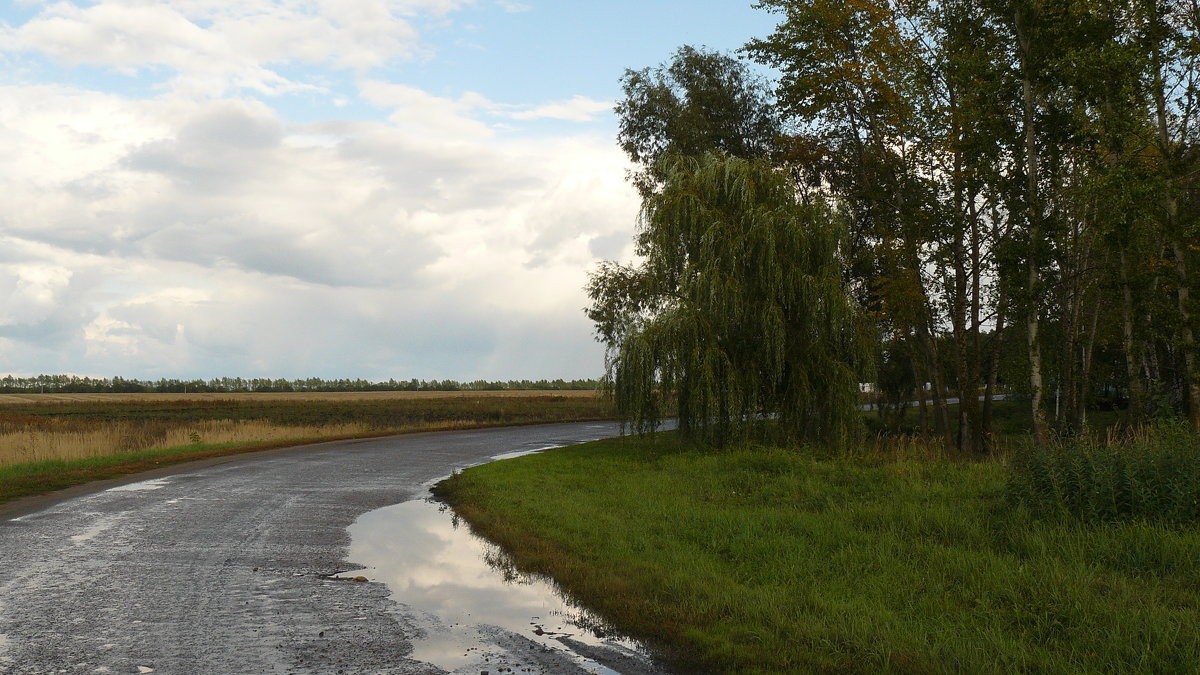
[587,153,872,447]
[746,0,1017,453]
[616,46,781,196]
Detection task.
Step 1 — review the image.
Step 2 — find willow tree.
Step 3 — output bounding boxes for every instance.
[587,153,872,447]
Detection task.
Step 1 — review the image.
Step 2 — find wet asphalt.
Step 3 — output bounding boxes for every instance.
[0,421,666,675]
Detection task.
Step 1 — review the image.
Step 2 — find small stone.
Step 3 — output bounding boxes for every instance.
[353,576,368,582]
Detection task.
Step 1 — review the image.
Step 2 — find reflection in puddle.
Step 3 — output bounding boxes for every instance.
[347,499,652,674]
[70,514,117,544]
[107,478,171,492]
[489,444,564,462]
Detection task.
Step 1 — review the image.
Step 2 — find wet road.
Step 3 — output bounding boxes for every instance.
[0,422,664,674]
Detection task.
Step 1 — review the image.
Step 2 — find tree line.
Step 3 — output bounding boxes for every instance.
[0,375,600,394]
[589,0,1199,452]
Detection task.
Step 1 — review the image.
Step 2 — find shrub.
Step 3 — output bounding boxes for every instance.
[1006,422,1200,523]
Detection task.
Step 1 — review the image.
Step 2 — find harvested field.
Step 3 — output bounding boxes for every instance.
[0,389,598,406]
[0,392,612,469]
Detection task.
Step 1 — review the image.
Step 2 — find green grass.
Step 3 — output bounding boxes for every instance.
[434,434,1200,674]
[1007,422,1200,523]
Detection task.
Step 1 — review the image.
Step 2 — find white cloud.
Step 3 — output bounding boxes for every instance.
[358,80,497,140]
[0,0,644,379]
[1,0,473,96]
[496,1,532,12]
[0,82,639,378]
[509,95,612,122]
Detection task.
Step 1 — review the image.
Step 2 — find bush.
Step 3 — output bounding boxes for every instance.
[1006,422,1200,523]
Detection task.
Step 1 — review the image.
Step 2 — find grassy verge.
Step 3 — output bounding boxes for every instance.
[434,433,1200,674]
[0,393,614,505]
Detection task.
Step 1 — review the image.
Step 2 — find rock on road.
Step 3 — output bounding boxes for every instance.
[0,421,660,674]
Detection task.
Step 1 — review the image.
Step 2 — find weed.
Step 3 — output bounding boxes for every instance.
[436,433,1200,673]
[1007,421,1200,523]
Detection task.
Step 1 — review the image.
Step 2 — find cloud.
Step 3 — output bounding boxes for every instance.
[0,82,639,378]
[0,0,472,96]
[508,95,612,122]
[358,80,497,141]
[495,1,532,12]
[0,1,644,379]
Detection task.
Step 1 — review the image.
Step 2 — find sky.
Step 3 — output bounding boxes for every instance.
[0,0,778,382]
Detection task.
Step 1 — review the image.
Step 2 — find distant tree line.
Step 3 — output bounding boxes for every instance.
[591,0,1200,452]
[0,375,599,394]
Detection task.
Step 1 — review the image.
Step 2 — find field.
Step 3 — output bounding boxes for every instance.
[0,390,611,504]
[0,389,600,406]
[434,431,1200,674]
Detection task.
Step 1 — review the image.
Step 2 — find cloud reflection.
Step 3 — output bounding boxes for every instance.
[346,498,643,672]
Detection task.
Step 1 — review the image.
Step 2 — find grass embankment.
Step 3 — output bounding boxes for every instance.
[435,432,1200,674]
[0,391,611,505]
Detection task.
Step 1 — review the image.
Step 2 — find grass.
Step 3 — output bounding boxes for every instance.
[0,391,613,505]
[0,390,600,406]
[1007,422,1200,523]
[434,432,1200,674]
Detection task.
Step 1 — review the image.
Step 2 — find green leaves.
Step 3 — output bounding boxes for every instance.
[615,46,781,197]
[593,153,871,447]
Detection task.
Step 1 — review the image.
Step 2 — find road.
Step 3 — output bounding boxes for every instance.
[0,421,665,675]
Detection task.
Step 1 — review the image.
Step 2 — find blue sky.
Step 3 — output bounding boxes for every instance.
[0,1,779,381]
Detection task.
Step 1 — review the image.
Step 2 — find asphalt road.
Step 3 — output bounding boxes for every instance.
[0,421,665,675]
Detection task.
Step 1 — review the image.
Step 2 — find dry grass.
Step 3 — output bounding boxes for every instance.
[0,390,598,406]
[0,420,378,467]
[0,392,612,470]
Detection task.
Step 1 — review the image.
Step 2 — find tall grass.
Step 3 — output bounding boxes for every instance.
[1007,422,1200,523]
[0,420,374,467]
[0,393,615,470]
[437,433,1200,673]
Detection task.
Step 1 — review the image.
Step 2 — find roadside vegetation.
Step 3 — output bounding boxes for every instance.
[443,3,1200,673]
[435,420,1200,674]
[0,391,612,504]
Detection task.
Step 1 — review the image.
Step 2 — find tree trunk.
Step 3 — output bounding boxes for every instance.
[911,349,929,432]
[1016,9,1049,446]
[981,302,1006,447]
[1150,28,1200,431]
[1119,250,1146,417]
[918,322,954,451]
[1171,239,1200,431]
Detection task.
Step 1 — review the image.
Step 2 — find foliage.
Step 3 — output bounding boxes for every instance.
[735,0,1200,448]
[588,153,872,446]
[437,433,1200,673]
[1007,422,1200,523]
[616,45,780,196]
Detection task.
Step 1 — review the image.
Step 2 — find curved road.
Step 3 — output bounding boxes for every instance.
[0,421,660,674]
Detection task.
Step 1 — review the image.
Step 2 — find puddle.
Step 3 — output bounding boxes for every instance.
[346,499,653,673]
[107,478,171,492]
[70,515,118,545]
[489,444,564,461]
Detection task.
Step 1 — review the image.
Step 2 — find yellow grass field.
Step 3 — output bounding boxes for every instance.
[0,390,609,469]
[0,389,598,406]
